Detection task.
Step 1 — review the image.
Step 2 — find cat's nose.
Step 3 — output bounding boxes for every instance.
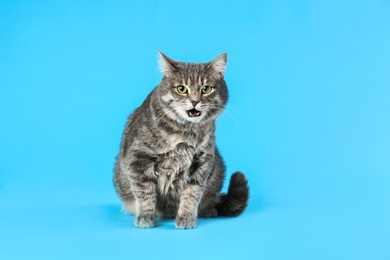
[191,101,199,107]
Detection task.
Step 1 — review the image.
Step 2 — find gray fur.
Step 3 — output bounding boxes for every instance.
[114,52,249,229]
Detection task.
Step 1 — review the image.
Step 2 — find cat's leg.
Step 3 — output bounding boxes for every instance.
[198,150,225,218]
[114,177,136,215]
[156,143,196,222]
[175,152,213,229]
[175,185,203,229]
[197,188,219,218]
[128,152,159,228]
[114,159,136,214]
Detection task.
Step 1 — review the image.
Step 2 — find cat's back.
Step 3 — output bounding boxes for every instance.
[119,90,155,156]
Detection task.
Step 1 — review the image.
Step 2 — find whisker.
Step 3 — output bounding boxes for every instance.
[204,104,239,125]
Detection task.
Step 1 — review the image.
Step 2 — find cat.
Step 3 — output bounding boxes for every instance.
[113,52,249,229]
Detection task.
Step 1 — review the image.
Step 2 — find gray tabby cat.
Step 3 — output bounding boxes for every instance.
[114,52,249,229]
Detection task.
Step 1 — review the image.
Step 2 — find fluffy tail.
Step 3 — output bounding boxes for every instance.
[217,171,249,216]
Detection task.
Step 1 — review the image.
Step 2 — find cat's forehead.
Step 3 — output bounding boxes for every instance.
[173,62,213,84]
[176,62,207,73]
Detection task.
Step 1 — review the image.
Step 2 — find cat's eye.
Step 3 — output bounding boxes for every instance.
[176,85,188,94]
[201,85,213,94]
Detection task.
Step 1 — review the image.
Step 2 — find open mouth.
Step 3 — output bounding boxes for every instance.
[187,108,201,117]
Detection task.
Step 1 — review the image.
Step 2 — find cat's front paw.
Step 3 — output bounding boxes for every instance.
[135,216,157,228]
[175,215,197,229]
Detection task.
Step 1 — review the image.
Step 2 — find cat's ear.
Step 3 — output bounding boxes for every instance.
[158,51,177,77]
[207,52,227,77]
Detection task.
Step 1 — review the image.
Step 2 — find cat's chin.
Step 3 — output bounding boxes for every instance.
[184,117,204,123]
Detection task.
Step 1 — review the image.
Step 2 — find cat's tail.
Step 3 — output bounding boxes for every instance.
[216,171,249,216]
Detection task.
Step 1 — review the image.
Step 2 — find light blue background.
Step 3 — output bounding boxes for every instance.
[1,0,389,259]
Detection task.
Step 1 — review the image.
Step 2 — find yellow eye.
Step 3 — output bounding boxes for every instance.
[201,85,212,94]
[176,85,187,94]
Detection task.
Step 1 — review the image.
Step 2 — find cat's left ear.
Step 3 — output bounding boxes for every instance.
[207,52,227,77]
[158,51,178,77]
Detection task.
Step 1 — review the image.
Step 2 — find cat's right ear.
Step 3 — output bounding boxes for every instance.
[158,51,177,77]
[207,52,227,77]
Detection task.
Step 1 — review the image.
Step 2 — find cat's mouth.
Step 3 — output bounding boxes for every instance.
[187,108,201,118]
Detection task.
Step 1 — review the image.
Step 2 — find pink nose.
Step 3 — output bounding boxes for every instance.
[191,101,199,107]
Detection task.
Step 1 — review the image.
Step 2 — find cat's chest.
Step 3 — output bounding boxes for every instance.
[164,133,186,148]
[155,142,195,196]
[157,132,204,153]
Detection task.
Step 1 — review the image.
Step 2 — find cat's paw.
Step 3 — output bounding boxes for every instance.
[175,215,197,229]
[135,216,157,228]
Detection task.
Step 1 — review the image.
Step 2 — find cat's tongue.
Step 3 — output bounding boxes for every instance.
[187,108,201,117]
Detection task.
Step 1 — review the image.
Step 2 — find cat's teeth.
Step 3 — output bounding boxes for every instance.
[187,109,201,117]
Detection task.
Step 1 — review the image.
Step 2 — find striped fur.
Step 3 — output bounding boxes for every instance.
[114,52,249,229]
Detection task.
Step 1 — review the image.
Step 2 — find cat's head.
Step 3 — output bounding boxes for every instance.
[157,52,228,124]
